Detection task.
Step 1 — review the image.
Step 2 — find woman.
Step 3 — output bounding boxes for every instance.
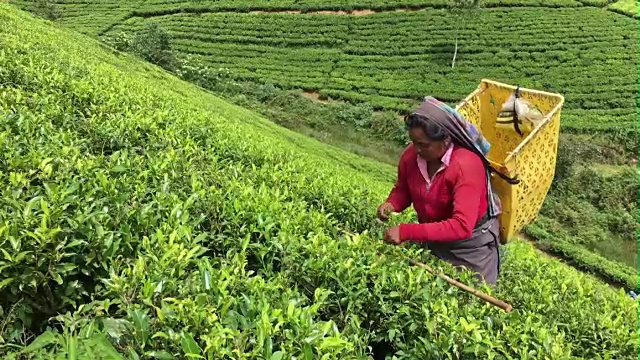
[377,97,516,286]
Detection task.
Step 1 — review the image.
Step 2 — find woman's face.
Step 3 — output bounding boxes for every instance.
[409,127,449,162]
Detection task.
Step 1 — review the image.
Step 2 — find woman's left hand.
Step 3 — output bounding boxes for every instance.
[384,226,401,244]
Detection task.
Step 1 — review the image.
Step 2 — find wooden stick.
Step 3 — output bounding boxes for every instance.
[340,229,512,312]
[407,258,513,313]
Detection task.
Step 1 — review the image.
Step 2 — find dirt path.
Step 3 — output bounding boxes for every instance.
[301,90,329,103]
[127,1,637,21]
[242,3,632,18]
[299,90,411,124]
[249,8,411,16]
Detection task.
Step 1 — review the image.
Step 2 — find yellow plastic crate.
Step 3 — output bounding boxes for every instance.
[455,79,565,243]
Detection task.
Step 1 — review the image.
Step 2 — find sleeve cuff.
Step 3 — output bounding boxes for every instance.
[386,198,401,213]
[399,223,427,242]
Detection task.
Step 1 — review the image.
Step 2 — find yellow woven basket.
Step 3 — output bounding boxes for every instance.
[455,79,565,243]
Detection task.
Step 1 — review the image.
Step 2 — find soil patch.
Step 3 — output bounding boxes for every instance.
[247,7,426,16]
[351,9,376,16]
[250,10,301,14]
[317,10,349,15]
[301,90,329,103]
[249,9,379,16]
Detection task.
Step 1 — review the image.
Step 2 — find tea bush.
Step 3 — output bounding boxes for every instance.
[10,0,639,284]
[537,163,638,277]
[0,4,637,359]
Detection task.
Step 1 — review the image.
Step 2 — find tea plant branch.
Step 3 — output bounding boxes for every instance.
[0,298,25,336]
[406,258,513,313]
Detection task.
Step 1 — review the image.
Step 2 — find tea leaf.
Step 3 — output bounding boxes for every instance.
[22,330,57,353]
[180,332,201,356]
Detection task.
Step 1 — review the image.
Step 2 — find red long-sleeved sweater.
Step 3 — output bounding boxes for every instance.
[386,144,488,243]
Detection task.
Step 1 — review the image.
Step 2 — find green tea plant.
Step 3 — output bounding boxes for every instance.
[608,0,638,18]
[32,0,59,20]
[10,0,638,305]
[0,4,637,359]
[91,7,637,147]
[445,0,481,68]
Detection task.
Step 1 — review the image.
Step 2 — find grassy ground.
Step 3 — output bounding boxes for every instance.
[221,85,408,166]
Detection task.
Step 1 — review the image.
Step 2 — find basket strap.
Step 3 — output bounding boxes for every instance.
[487,164,519,185]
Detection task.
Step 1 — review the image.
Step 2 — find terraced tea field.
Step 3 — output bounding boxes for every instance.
[607,0,639,17]
[9,0,639,149]
[1,4,637,359]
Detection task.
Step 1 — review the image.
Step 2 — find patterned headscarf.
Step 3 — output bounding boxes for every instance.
[409,96,519,219]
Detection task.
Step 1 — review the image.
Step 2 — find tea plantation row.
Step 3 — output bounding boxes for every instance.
[104,7,637,144]
[0,4,637,359]
[8,1,638,148]
[607,0,638,17]
[8,0,636,37]
[12,0,631,17]
[96,1,639,281]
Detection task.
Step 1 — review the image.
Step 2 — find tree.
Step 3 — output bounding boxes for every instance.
[130,23,177,71]
[34,0,61,20]
[446,0,481,69]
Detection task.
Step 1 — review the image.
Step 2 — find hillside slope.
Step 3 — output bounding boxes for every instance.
[8,2,639,284]
[0,4,637,359]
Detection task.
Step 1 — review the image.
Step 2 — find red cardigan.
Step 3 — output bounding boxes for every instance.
[386,144,488,243]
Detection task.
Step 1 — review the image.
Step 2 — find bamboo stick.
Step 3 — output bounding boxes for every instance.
[407,258,513,313]
[340,229,512,312]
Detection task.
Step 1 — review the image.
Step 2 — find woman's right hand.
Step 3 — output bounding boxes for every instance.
[377,202,396,221]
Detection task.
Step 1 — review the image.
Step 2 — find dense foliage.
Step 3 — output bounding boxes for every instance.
[517,137,638,287]
[10,0,638,308]
[123,33,640,287]
[607,0,638,18]
[0,4,637,359]
[545,166,637,263]
[106,8,637,144]
[192,71,638,293]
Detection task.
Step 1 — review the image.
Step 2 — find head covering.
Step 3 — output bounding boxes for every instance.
[408,96,519,219]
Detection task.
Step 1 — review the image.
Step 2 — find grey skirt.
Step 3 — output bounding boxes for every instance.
[423,217,501,286]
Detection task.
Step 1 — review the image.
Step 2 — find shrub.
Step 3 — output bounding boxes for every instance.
[102,24,177,71]
[33,0,59,20]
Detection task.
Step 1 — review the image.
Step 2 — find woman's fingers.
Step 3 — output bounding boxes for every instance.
[377,203,391,221]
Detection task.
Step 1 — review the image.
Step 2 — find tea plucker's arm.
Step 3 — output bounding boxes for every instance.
[397,152,486,242]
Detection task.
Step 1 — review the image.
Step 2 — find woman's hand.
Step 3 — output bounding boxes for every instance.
[377,202,396,221]
[384,226,401,244]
